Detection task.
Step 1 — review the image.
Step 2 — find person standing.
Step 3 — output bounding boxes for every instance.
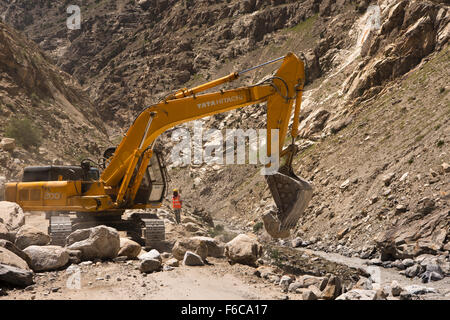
[172,188,182,224]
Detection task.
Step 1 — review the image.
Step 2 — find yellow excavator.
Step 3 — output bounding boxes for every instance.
[4,52,312,245]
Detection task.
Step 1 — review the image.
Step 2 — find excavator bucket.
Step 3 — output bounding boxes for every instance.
[263,169,313,239]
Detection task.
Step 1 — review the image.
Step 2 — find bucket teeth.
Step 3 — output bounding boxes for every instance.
[264,171,313,238]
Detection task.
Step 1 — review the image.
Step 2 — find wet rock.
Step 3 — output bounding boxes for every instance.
[15,225,50,250]
[183,251,204,266]
[139,259,161,273]
[0,201,25,232]
[118,238,141,259]
[0,263,33,287]
[225,234,262,266]
[23,246,69,272]
[336,289,377,300]
[67,225,120,261]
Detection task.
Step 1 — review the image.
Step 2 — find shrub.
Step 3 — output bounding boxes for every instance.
[5,117,42,148]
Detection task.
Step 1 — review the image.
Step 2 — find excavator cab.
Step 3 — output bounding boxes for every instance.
[134,151,168,205]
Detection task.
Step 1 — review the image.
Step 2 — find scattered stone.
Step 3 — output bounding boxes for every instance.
[139,259,161,273]
[382,173,395,186]
[336,289,377,300]
[113,256,128,263]
[0,138,15,151]
[161,252,171,259]
[14,225,50,250]
[23,246,69,272]
[291,237,303,248]
[374,288,388,300]
[118,238,141,259]
[0,263,34,287]
[302,288,318,300]
[404,264,422,278]
[321,275,342,300]
[337,227,350,240]
[391,281,403,296]
[279,275,293,291]
[67,225,120,261]
[183,251,204,266]
[442,162,450,173]
[402,259,415,268]
[139,249,162,262]
[165,258,179,267]
[79,261,93,266]
[404,285,437,295]
[225,234,263,266]
[340,179,350,190]
[391,260,405,270]
[354,277,373,290]
[395,205,407,214]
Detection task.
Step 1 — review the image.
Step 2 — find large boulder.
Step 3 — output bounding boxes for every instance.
[23,245,69,272]
[225,234,263,266]
[15,225,51,250]
[190,236,224,258]
[67,225,120,261]
[0,246,30,270]
[118,238,141,259]
[0,201,25,231]
[0,263,33,287]
[0,239,31,266]
[172,238,208,261]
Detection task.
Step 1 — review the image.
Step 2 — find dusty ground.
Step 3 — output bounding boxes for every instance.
[2,212,448,300]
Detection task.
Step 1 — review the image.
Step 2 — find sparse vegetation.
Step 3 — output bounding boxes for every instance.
[5,117,42,148]
[252,221,263,233]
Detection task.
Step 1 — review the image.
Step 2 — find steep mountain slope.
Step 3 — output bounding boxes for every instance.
[0,20,108,181]
[0,0,448,262]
